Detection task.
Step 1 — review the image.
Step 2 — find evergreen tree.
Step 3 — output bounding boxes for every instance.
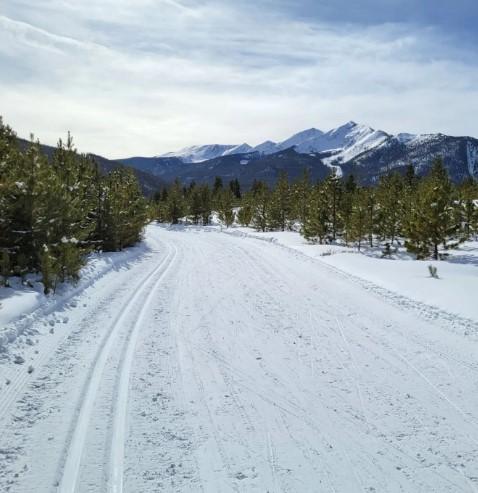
[40,244,58,294]
[0,118,147,286]
[402,164,418,243]
[3,136,54,272]
[200,184,212,225]
[0,119,21,264]
[216,189,235,227]
[341,174,357,244]
[0,249,10,287]
[291,169,311,226]
[46,134,98,280]
[268,171,292,231]
[91,165,147,253]
[188,183,203,224]
[301,183,331,244]
[165,179,186,225]
[251,181,270,232]
[229,178,241,199]
[404,163,417,188]
[366,188,377,248]
[237,193,253,227]
[375,173,405,245]
[347,188,369,251]
[457,177,478,239]
[323,170,343,241]
[213,176,223,196]
[405,158,461,259]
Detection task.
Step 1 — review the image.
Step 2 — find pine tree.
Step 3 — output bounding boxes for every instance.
[323,170,343,241]
[165,179,186,225]
[341,174,357,244]
[47,134,98,278]
[20,138,57,269]
[366,188,377,248]
[405,158,462,259]
[291,169,311,226]
[301,183,331,244]
[457,177,478,239]
[199,184,212,225]
[216,189,235,227]
[229,178,241,199]
[100,168,147,251]
[213,176,223,196]
[0,119,148,285]
[375,173,405,246]
[268,171,292,231]
[0,119,21,264]
[188,183,203,224]
[0,249,10,287]
[402,164,418,244]
[40,245,58,294]
[251,181,270,232]
[237,193,253,227]
[346,188,369,251]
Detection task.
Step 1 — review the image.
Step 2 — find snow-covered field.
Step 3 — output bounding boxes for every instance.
[1,224,477,492]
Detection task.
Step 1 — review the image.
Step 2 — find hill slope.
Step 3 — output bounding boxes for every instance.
[18,138,164,196]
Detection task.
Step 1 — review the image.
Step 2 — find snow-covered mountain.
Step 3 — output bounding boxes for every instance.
[269,122,390,163]
[159,121,391,163]
[223,143,253,156]
[123,121,478,187]
[160,144,238,163]
[272,127,325,153]
[344,132,478,183]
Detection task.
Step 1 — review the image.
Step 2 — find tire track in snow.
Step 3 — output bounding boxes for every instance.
[0,269,144,430]
[221,237,459,491]
[193,238,359,490]
[109,243,178,493]
[57,242,176,493]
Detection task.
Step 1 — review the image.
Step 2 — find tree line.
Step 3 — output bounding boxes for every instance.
[154,159,478,260]
[0,119,149,292]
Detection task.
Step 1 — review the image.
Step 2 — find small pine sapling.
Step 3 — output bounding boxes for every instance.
[428,264,439,279]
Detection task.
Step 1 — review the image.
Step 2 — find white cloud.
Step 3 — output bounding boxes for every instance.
[1,1,477,158]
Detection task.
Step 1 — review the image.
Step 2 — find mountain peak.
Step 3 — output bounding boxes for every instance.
[223,143,253,156]
[158,121,386,163]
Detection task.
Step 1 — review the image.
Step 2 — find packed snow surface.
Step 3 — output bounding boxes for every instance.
[1,224,478,492]
[227,228,478,322]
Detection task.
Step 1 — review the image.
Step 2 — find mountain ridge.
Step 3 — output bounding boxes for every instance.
[118,121,478,188]
[157,121,383,163]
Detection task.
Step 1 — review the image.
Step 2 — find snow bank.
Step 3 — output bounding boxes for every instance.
[0,242,151,350]
[223,228,478,323]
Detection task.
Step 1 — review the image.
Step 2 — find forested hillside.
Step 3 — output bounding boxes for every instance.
[17,138,165,197]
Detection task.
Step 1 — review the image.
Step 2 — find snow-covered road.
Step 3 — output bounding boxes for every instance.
[1,224,478,492]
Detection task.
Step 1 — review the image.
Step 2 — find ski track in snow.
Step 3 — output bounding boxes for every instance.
[1,224,478,492]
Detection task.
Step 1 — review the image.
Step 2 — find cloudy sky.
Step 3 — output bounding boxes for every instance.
[1,0,478,158]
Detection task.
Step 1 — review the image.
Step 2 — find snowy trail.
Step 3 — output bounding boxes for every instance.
[58,242,177,493]
[1,224,478,492]
[109,243,178,493]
